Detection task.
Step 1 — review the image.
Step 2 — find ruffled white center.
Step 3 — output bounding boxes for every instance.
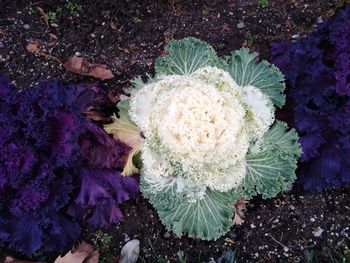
[130,66,275,193]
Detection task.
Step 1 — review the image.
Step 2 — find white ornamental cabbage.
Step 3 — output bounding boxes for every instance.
[105,38,301,240]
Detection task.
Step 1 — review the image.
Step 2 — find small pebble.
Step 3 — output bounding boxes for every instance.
[163,231,171,239]
[237,22,245,29]
[227,231,237,239]
[313,227,324,237]
[23,24,30,30]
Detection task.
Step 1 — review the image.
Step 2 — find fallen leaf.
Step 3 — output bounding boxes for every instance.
[107,90,119,103]
[224,237,235,244]
[64,56,114,80]
[228,0,235,8]
[54,242,99,263]
[222,23,230,32]
[110,20,117,30]
[26,40,41,53]
[37,7,48,26]
[160,50,169,57]
[84,110,110,121]
[119,239,140,263]
[100,54,107,60]
[4,242,98,263]
[117,46,130,53]
[241,40,248,48]
[54,252,87,263]
[231,199,248,225]
[156,41,164,48]
[46,33,59,47]
[0,27,9,37]
[5,256,45,263]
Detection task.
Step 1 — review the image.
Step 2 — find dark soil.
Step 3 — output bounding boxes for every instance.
[86,188,350,263]
[1,0,349,262]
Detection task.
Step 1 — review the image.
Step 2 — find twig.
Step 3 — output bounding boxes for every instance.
[38,52,63,65]
[269,233,291,252]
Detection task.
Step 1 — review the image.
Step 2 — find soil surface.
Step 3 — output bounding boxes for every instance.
[1,0,350,262]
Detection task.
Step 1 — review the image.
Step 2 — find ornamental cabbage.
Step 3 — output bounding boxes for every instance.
[106,38,301,240]
[0,77,138,254]
[271,5,350,191]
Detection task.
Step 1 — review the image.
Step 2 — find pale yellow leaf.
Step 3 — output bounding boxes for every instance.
[104,114,143,176]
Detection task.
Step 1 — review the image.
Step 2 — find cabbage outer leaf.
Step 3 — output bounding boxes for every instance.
[104,99,142,175]
[227,48,286,108]
[241,121,301,199]
[141,176,239,240]
[155,37,224,76]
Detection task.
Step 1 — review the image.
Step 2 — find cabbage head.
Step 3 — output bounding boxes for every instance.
[105,37,301,240]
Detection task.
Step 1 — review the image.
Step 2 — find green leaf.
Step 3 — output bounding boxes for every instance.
[155,37,221,76]
[116,98,133,123]
[241,121,301,199]
[141,177,235,240]
[140,175,182,211]
[227,48,286,108]
[160,190,234,240]
[126,74,157,94]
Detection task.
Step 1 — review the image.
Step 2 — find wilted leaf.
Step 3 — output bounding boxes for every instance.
[107,90,119,103]
[64,56,114,80]
[0,27,9,37]
[104,99,143,176]
[110,20,117,30]
[104,113,142,175]
[46,33,59,46]
[54,242,99,263]
[119,239,140,263]
[84,110,110,121]
[54,251,88,263]
[117,47,130,53]
[5,256,45,263]
[26,41,41,53]
[232,199,248,225]
[37,7,48,26]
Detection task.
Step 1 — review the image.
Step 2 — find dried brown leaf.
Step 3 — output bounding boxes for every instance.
[117,47,130,53]
[46,33,59,47]
[84,110,110,121]
[4,242,98,263]
[89,65,114,80]
[110,20,117,30]
[5,256,45,263]
[54,251,89,263]
[26,41,41,53]
[64,56,114,80]
[37,7,48,26]
[156,41,164,48]
[0,27,9,37]
[107,90,119,103]
[160,50,169,57]
[54,242,99,263]
[231,199,248,225]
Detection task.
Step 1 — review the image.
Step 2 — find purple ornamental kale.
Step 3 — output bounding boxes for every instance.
[0,76,139,254]
[271,6,350,191]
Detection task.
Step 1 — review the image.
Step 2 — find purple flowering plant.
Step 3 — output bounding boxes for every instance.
[271,6,350,191]
[0,77,139,254]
